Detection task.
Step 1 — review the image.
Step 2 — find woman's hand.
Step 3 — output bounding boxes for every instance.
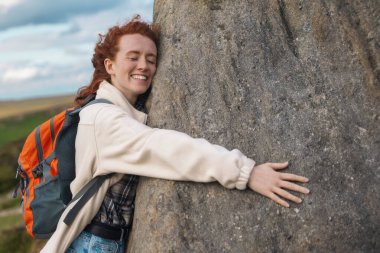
[248,162,309,207]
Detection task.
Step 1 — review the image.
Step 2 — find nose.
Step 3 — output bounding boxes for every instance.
[137,58,148,71]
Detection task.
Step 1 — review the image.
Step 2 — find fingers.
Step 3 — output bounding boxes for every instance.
[273,187,302,204]
[251,161,310,208]
[280,181,310,194]
[266,163,309,183]
[267,161,289,170]
[280,172,309,183]
[268,193,290,208]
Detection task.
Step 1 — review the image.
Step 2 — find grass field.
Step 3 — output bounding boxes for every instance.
[0,224,46,253]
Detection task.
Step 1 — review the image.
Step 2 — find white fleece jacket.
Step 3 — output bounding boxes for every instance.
[41,80,255,252]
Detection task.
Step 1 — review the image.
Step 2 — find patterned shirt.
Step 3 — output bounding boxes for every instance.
[93,174,139,227]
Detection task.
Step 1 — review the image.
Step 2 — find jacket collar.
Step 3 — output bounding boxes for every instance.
[96,80,147,124]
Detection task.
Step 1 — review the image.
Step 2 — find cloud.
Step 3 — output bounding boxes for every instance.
[0,0,22,12]
[2,67,40,82]
[0,0,125,30]
[0,60,92,99]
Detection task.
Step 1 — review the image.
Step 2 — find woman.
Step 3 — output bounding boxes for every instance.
[41,16,309,253]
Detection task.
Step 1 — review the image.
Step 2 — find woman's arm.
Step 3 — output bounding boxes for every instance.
[94,106,309,205]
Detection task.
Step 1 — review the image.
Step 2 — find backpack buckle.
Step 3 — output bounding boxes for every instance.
[32,163,44,178]
[15,165,21,179]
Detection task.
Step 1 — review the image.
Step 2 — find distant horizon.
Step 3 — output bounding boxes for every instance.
[0,91,76,102]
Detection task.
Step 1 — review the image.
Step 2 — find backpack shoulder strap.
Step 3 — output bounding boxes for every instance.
[60,97,114,219]
[68,98,113,116]
[57,97,113,205]
[63,174,114,225]
[87,98,113,106]
[35,126,43,163]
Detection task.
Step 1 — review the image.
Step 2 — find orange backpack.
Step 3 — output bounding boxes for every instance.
[14,96,112,239]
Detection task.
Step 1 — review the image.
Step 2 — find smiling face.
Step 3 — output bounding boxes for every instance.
[104,34,157,105]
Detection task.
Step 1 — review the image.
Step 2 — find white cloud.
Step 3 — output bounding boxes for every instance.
[0,0,22,13]
[0,62,91,99]
[3,67,40,82]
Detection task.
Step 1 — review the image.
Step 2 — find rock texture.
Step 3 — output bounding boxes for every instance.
[128,1,380,252]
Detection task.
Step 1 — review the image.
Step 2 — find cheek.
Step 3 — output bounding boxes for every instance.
[151,66,157,76]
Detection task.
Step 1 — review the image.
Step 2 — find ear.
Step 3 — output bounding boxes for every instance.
[104,58,115,75]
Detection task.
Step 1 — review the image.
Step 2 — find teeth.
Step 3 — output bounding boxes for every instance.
[131,75,147,80]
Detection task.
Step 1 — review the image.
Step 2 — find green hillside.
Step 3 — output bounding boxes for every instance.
[0,109,65,148]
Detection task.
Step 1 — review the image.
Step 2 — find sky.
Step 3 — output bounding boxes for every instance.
[0,0,154,101]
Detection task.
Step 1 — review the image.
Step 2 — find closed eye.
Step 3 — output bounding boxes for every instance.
[147,56,156,65]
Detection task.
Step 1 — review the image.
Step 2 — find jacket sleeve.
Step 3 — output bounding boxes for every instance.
[93,106,255,190]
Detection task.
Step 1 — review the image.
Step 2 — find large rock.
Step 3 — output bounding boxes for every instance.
[128,1,380,252]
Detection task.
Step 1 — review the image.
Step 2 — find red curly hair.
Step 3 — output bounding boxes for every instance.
[74,15,159,106]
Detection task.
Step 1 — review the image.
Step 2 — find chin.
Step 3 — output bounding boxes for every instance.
[138,86,150,92]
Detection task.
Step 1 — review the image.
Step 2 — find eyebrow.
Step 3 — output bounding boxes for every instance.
[126,50,157,58]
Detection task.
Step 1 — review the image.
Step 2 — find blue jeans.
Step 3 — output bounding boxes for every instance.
[66,231,125,253]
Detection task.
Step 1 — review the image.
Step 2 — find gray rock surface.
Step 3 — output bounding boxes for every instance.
[128,1,380,252]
